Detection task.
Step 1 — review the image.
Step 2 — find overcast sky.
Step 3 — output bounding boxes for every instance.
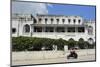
[12,1,96,20]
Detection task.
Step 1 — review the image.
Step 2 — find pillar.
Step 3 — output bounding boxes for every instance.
[65,27,67,32]
[54,26,56,32]
[75,26,78,33]
[30,25,33,37]
[42,26,45,32]
[64,45,68,52]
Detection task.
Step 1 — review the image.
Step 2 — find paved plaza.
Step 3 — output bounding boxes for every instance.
[12,49,95,66]
[12,54,95,66]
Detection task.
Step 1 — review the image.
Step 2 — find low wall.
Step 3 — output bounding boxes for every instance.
[12,49,95,61]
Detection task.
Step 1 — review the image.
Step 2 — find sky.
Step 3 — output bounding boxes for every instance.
[12,1,96,20]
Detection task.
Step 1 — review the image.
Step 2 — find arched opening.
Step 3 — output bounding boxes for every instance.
[68,19,71,23]
[73,19,76,24]
[56,19,59,24]
[23,24,30,33]
[78,19,81,24]
[62,19,65,24]
[45,18,48,24]
[51,18,54,24]
[88,38,95,49]
[88,38,94,44]
[88,26,93,35]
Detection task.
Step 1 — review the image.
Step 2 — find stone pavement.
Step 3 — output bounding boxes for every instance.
[12,54,95,66]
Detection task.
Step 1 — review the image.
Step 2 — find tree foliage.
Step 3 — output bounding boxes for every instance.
[12,37,95,51]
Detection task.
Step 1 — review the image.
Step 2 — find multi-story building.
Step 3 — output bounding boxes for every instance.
[12,13,95,44]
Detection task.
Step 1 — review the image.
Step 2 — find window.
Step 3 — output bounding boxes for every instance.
[68,19,71,23]
[24,24,30,33]
[45,27,54,32]
[67,27,75,32]
[39,18,42,22]
[78,27,85,32]
[45,18,48,24]
[51,18,54,24]
[62,19,65,24]
[51,18,54,22]
[56,19,59,24]
[56,27,65,32]
[73,19,76,23]
[78,19,81,24]
[12,28,16,33]
[34,26,42,32]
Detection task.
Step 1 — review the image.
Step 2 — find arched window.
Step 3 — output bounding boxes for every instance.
[51,18,54,22]
[78,19,81,24]
[23,24,30,33]
[62,19,65,24]
[68,19,71,23]
[56,19,59,24]
[88,38,94,44]
[45,18,48,24]
[51,18,54,24]
[38,18,42,24]
[88,26,93,35]
[73,19,76,24]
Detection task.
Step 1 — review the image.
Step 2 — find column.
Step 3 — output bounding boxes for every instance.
[65,27,67,33]
[64,45,68,56]
[64,45,68,52]
[54,26,56,32]
[30,25,33,37]
[75,26,78,33]
[17,21,20,37]
[32,25,34,35]
[42,26,45,32]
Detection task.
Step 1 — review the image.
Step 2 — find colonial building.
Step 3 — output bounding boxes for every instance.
[12,13,95,44]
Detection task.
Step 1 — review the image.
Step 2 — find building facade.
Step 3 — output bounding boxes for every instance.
[12,14,95,44]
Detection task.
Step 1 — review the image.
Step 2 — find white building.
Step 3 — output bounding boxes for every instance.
[12,13,95,44]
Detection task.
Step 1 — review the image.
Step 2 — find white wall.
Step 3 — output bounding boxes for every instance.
[12,14,95,42]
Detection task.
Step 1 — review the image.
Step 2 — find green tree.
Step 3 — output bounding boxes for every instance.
[78,38,85,49]
[68,38,76,49]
